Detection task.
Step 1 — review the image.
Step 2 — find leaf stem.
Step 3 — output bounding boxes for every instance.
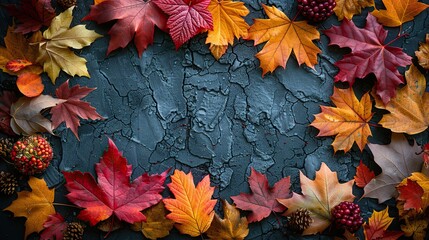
[53,202,83,209]
[385,33,408,46]
[368,122,382,128]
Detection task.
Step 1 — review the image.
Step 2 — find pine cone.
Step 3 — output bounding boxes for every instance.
[0,138,14,160]
[0,171,18,195]
[57,0,77,9]
[287,208,313,234]
[63,222,85,240]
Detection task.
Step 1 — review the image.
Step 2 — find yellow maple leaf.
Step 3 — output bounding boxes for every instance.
[416,34,429,69]
[4,177,55,238]
[334,0,374,20]
[363,207,403,239]
[36,6,102,83]
[310,87,373,153]
[206,0,249,60]
[372,0,428,27]
[131,202,174,240]
[246,4,320,76]
[163,170,217,237]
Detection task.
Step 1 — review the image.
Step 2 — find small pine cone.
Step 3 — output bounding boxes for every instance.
[63,222,85,240]
[287,208,313,234]
[0,138,14,160]
[57,0,77,9]
[332,201,363,233]
[0,171,18,195]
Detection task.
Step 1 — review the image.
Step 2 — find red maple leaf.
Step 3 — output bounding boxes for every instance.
[50,80,102,140]
[231,168,291,222]
[398,179,424,210]
[63,139,168,226]
[354,160,375,188]
[324,14,412,104]
[83,0,167,57]
[0,91,17,136]
[40,213,67,240]
[5,0,55,34]
[154,0,213,49]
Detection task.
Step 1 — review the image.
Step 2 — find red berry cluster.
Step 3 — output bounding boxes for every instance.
[332,201,363,233]
[10,135,53,175]
[297,0,336,22]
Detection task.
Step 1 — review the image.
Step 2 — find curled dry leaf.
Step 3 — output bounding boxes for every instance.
[16,72,44,97]
[372,0,428,27]
[416,34,429,69]
[131,202,174,240]
[334,0,374,20]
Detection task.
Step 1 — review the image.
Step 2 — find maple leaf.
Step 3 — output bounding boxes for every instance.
[63,139,167,226]
[40,213,67,240]
[363,207,403,240]
[354,160,375,188]
[154,0,213,49]
[16,72,44,97]
[131,202,174,240]
[324,13,412,104]
[372,0,428,27]
[37,7,102,83]
[0,91,17,136]
[231,168,290,223]
[401,218,428,239]
[334,0,374,20]
[50,80,102,140]
[363,134,423,203]
[397,179,424,211]
[163,170,216,237]
[206,199,249,240]
[205,0,249,60]
[310,87,373,153]
[246,4,321,76]
[5,0,55,34]
[278,162,355,235]
[424,143,429,168]
[83,0,167,57]
[4,177,55,238]
[10,95,65,135]
[416,34,429,69]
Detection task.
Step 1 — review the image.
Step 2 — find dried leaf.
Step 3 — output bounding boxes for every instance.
[397,179,424,211]
[40,213,67,240]
[16,72,44,97]
[6,59,33,72]
[354,160,375,188]
[363,207,403,240]
[401,218,427,240]
[416,34,429,69]
[0,91,18,135]
[131,202,174,240]
[334,0,374,20]
[372,0,428,27]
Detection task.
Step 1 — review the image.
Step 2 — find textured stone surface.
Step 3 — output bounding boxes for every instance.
[0,0,428,239]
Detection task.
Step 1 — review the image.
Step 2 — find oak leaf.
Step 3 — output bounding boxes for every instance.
[16,72,44,97]
[278,162,355,235]
[163,170,216,237]
[206,0,249,60]
[206,200,249,240]
[4,177,55,238]
[372,0,428,27]
[64,139,167,226]
[247,4,321,76]
[83,0,167,57]
[131,202,174,240]
[37,7,102,83]
[334,0,374,20]
[10,95,65,135]
[50,80,102,140]
[231,168,291,223]
[363,207,403,240]
[154,0,213,49]
[324,14,412,104]
[416,34,429,69]
[363,134,423,203]
[354,160,375,188]
[40,213,67,240]
[0,91,18,135]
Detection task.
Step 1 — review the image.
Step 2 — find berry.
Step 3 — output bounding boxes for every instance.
[63,222,85,240]
[332,201,363,233]
[57,0,77,9]
[10,135,53,175]
[297,0,336,22]
[0,171,18,195]
[287,208,313,234]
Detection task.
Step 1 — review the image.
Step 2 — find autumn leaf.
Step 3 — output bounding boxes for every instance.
[10,95,65,135]
[16,72,44,97]
[50,80,102,140]
[334,0,374,20]
[246,4,320,76]
[206,200,249,240]
[424,143,429,168]
[372,0,428,27]
[6,59,33,72]
[354,160,375,188]
[37,7,102,83]
[4,0,55,34]
[324,14,412,104]
[397,179,424,211]
[40,213,67,240]
[278,162,355,235]
[401,218,427,240]
[363,207,403,240]
[64,139,167,226]
[83,0,167,57]
[163,170,216,237]
[131,202,174,240]
[231,168,291,223]
[416,34,429,69]
[363,134,423,203]
[205,0,249,60]
[154,0,213,49]
[4,177,55,238]
[0,91,17,135]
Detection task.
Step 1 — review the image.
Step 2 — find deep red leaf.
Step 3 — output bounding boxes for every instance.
[324,14,412,104]
[354,160,375,188]
[64,139,167,226]
[397,179,424,210]
[0,91,17,136]
[40,213,67,240]
[231,168,291,222]
[154,0,213,49]
[83,0,167,57]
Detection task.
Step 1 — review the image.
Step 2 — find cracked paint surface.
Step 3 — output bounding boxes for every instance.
[0,0,429,239]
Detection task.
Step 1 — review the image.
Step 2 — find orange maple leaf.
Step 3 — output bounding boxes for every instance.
[372,0,428,27]
[416,34,429,69]
[363,207,403,240]
[246,4,320,76]
[310,87,373,153]
[163,170,217,237]
[334,0,374,20]
[206,0,249,60]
